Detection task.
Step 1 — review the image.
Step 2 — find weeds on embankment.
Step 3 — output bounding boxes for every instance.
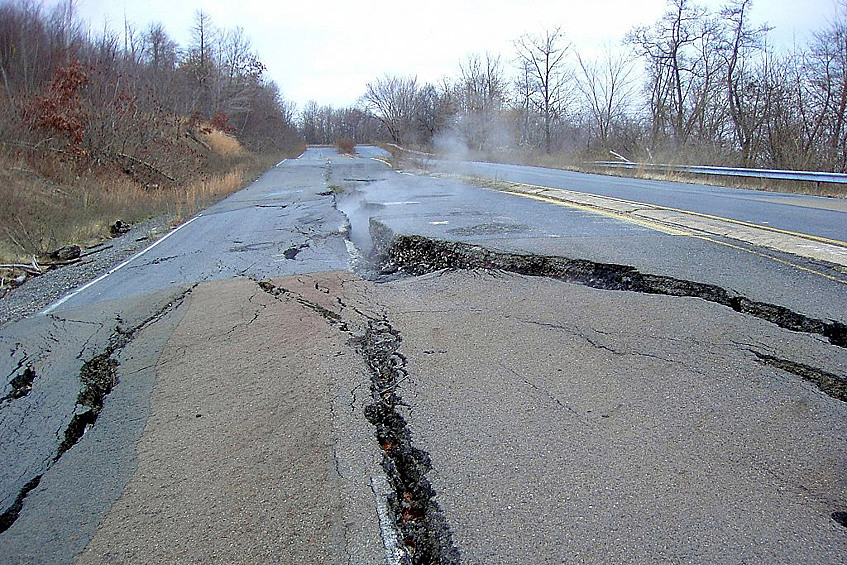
[0,134,303,265]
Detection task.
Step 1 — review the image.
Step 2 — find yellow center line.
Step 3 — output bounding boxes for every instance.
[514,182,847,249]
[371,158,392,168]
[501,190,693,236]
[689,235,847,284]
[499,187,847,286]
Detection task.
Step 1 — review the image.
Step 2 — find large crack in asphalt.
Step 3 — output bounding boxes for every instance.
[751,351,846,403]
[379,233,847,350]
[0,366,36,404]
[358,320,461,565]
[0,286,195,534]
[256,279,460,565]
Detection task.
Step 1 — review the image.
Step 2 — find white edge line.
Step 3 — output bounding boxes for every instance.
[276,159,286,167]
[41,214,203,314]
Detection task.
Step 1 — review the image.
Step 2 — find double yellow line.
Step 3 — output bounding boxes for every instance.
[500,185,847,285]
[502,190,692,236]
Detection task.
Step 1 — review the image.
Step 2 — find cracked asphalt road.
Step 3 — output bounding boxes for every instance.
[1,146,845,563]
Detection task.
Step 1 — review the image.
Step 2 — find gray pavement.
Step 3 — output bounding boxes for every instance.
[0,146,844,563]
[335,167,847,325]
[445,160,847,242]
[373,270,846,564]
[45,147,387,311]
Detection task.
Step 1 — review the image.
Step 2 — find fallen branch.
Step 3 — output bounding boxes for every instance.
[185,129,212,151]
[43,258,82,267]
[79,244,113,258]
[113,152,176,182]
[0,264,42,275]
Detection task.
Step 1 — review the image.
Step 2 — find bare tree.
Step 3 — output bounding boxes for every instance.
[515,27,572,153]
[720,0,769,163]
[575,46,638,148]
[804,3,847,170]
[364,75,423,145]
[453,53,508,150]
[627,0,722,148]
[143,23,179,71]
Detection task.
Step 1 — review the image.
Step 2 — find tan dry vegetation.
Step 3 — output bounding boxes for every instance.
[334,137,356,155]
[0,145,285,264]
[203,130,244,158]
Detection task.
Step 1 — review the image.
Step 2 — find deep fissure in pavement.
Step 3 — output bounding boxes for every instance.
[1,366,36,403]
[256,280,460,565]
[0,287,194,534]
[55,353,118,460]
[358,320,461,565]
[0,476,42,534]
[751,352,846,403]
[380,234,847,349]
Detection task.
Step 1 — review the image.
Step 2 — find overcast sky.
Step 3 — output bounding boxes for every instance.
[49,0,841,110]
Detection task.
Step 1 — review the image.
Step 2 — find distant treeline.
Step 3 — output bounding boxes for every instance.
[0,0,299,180]
[0,1,304,263]
[301,0,847,173]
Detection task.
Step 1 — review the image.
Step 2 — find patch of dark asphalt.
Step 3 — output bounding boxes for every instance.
[1,366,36,403]
[283,244,309,260]
[0,286,194,534]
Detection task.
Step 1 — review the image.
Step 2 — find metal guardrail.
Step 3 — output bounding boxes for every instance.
[591,161,847,185]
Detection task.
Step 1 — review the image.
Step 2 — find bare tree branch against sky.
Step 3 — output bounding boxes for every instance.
[46,0,838,108]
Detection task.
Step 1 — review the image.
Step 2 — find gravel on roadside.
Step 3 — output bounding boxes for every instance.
[0,215,177,329]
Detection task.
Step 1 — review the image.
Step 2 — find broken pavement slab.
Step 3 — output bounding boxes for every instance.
[371,269,847,563]
[71,275,385,564]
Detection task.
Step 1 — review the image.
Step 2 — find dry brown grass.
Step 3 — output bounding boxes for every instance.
[335,137,356,155]
[0,148,283,264]
[204,130,243,158]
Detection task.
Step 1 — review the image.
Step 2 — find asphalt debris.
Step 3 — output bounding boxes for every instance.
[55,353,118,460]
[1,366,37,403]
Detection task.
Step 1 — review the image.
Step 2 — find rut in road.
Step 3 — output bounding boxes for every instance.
[257,279,461,565]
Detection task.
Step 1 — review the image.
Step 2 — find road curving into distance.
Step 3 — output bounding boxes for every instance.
[1,146,845,564]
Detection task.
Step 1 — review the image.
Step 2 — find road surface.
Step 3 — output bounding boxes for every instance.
[1,147,845,564]
[445,159,847,242]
